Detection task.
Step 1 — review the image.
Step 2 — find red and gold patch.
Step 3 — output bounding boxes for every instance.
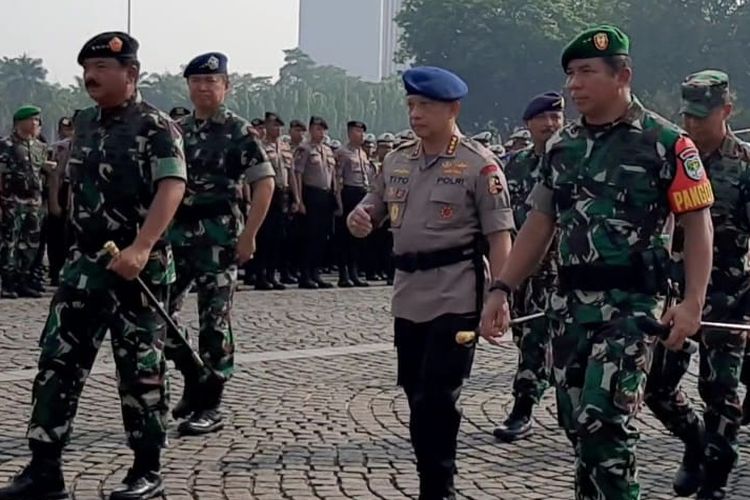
[440,205,454,220]
[668,136,714,214]
[488,175,503,195]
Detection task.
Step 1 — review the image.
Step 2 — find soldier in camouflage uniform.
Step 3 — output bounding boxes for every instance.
[166,53,275,436]
[481,26,714,500]
[644,70,749,499]
[493,92,564,443]
[0,105,52,299]
[0,32,187,500]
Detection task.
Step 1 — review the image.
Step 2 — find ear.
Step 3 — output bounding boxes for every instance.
[722,103,733,120]
[617,66,633,87]
[449,101,461,117]
[126,63,140,84]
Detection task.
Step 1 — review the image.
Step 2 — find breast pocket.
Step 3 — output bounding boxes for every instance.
[384,185,409,228]
[425,185,467,229]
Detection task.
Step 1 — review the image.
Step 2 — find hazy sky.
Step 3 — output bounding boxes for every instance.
[0,0,299,84]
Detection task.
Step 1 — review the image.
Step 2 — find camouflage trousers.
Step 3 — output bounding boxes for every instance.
[167,245,237,382]
[0,200,42,283]
[551,316,652,500]
[511,278,552,402]
[27,283,169,450]
[645,326,746,483]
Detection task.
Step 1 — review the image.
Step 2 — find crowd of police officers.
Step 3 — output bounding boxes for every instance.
[2,22,750,500]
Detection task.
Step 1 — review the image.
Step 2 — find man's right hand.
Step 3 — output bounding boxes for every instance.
[479,290,510,346]
[297,202,306,215]
[347,205,373,238]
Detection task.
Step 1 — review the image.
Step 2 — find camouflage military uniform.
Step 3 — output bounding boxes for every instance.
[528,97,714,500]
[0,133,47,293]
[646,128,750,488]
[27,92,186,451]
[166,105,273,385]
[504,147,553,403]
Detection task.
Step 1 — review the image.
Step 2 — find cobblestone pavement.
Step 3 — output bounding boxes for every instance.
[0,283,749,499]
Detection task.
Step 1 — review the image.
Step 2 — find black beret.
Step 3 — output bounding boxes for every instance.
[309,116,328,130]
[250,118,264,127]
[183,52,228,78]
[265,112,285,126]
[522,92,565,121]
[169,106,191,120]
[347,120,367,131]
[289,119,307,131]
[77,31,139,66]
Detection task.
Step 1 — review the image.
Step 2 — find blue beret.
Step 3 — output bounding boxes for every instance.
[522,92,565,121]
[183,52,228,78]
[402,66,468,102]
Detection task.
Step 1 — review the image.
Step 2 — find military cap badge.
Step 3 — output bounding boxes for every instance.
[593,32,609,51]
[206,56,220,70]
[109,36,123,53]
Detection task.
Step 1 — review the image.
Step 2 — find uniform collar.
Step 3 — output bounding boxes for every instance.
[576,96,645,133]
[410,134,460,160]
[718,127,741,159]
[95,90,141,123]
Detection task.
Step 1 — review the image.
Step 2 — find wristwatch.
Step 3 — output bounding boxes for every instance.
[488,279,513,295]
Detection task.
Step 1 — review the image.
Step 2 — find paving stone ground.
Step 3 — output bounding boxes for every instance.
[0,283,748,499]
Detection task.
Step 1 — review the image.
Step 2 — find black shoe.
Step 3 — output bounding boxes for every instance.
[279,274,297,285]
[742,393,750,426]
[177,409,224,436]
[268,279,286,291]
[338,278,354,288]
[673,420,705,497]
[1,288,17,299]
[366,274,378,281]
[697,487,726,499]
[314,278,334,289]
[109,469,163,499]
[16,284,42,298]
[673,445,704,496]
[0,460,69,499]
[254,280,274,291]
[29,280,45,292]
[493,397,534,443]
[298,278,318,289]
[351,277,369,287]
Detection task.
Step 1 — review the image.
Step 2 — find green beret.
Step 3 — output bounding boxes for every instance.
[13,105,41,122]
[561,25,630,69]
[680,70,730,118]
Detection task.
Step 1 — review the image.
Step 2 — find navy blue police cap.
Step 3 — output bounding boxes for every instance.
[183,52,228,78]
[402,66,468,102]
[522,92,565,121]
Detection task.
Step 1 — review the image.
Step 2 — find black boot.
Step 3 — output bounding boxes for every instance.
[349,265,369,287]
[696,438,734,500]
[267,270,286,291]
[1,276,17,299]
[673,421,705,497]
[313,271,334,289]
[109,447,163,499]
[0,441,68,500]
[279,269,297,285]
[493,397,534,442]
[171,375,201,420]
[178,383,225,436]
[254,270,273,291]
[338,267,354,288]
[17,283,43,298]
[742,393,750,426]
[298,270,318,289]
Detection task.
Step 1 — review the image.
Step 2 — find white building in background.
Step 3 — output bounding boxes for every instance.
[298,0,405,82]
